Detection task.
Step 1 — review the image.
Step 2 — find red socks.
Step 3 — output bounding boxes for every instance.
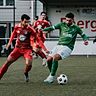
[36,50,47,59]
[0,64,9,79]
[24,65,32,74]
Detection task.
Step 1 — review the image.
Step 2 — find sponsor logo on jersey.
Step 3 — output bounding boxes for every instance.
[19,35,26,41]
[63,33,72,37]
[17,30,20,33]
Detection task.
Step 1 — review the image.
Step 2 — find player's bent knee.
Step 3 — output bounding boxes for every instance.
[53,54,61,61]
[25,59,32,65]
[26,63,32,67]
[5,58,16,66]
[47,57,53,62]
[26,64,32,70]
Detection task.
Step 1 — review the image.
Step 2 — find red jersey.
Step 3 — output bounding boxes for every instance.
[33,19,50,40]
[9,23,36,49]
[33,19,50,29]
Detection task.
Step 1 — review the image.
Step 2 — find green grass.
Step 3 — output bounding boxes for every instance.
[0,56,96,96]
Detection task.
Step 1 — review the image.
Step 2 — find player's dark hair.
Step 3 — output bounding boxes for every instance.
[40,12,47,15]
[21,14,30,21]
[65,12,74,19]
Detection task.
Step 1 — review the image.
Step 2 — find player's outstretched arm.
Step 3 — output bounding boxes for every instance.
[6,42,11,50]
[43,26,55,33]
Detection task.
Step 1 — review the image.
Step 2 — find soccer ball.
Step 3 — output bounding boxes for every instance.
[57,74,68,85]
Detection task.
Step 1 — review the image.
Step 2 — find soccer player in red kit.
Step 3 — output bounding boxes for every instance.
[33,12,50,66]
[0,14,36,82]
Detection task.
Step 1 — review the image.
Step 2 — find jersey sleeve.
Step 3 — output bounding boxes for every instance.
[77,27,89,40]
[43,23,61,32]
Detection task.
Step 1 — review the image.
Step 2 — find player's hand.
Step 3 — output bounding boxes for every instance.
[5,44,10,50]
[93,39,96,44]
[84,40,88,45]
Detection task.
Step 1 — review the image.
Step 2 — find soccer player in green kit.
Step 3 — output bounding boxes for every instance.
[42,12,89,83]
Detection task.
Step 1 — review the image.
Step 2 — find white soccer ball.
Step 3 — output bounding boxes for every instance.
[57,74,68,85]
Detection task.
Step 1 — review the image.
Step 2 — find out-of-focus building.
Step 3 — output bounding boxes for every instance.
[0,0,96,55]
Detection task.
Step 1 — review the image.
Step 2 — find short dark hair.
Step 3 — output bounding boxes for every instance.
[65,12,74,19]
[21,14,30,21]
[40,12,47,15]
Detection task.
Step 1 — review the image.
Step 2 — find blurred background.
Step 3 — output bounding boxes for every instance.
[0,0,96,56]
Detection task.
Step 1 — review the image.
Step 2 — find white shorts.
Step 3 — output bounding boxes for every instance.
[49,45,72,59]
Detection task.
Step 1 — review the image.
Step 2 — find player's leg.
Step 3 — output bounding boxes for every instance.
[46,56,53,72]
[32,51,38,59]
[44,45,72,83]
[33,39,48,66]
[44,45,58,70]
[51,55,60,76]
[0,48,21,79]
[24,58,32,82]
[38,38,49,54]
[23,49,32,82]
[39,42,50,66]
[44,46,58,83]
[36,50,47,66]
[35,40,47,59]
[44,55,59,83]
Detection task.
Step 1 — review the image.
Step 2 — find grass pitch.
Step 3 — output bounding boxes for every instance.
[0,56,96,96]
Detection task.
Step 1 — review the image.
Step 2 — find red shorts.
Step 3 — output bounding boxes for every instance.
[9,48,33,60]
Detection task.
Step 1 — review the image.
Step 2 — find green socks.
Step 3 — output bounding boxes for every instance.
[47,60,52,72]
[51,60,58,76]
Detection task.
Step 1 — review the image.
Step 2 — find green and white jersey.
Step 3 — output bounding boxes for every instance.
[43,22,88,50]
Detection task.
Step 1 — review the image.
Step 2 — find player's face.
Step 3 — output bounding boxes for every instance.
[65,17,74,26]
[21,19,30,27]
[40,13,46,20]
